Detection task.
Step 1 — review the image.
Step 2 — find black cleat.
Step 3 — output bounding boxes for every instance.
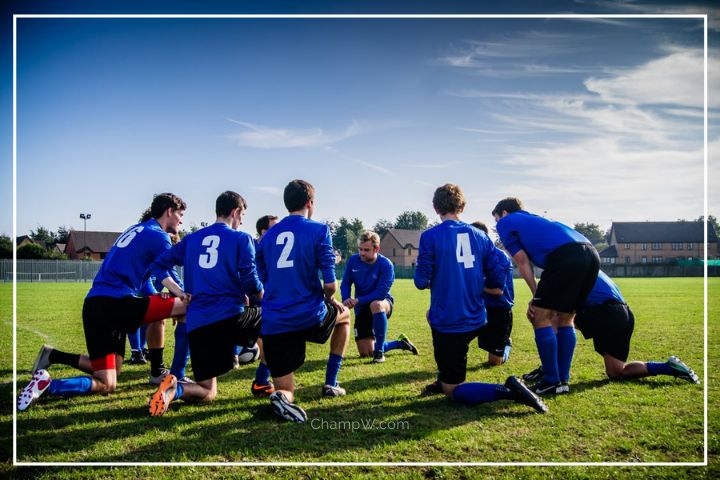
[530,380,569,396]
[522,365,544,383]
[421,380,443,396]
[505,376,548,413]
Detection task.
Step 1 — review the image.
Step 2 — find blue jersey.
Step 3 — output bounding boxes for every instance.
[414,219,506,333]
[257,215,336,335]
[496,210,589,268]
[140,268,183,296]
[483,249,514,309]
[149,222,262,333]
[584,271,625,306]
[87,219,172,299]
[340,253,395,308]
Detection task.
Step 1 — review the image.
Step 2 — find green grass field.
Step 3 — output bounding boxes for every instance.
[1,278,718,478]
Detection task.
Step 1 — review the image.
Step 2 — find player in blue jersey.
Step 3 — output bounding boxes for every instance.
[146,191,264,416]
[18,194,189,412]
[414,184,547,413]
[341,230,418,363]
[523,271,700,384]
[493,197,600,396]
[258,179,351,423]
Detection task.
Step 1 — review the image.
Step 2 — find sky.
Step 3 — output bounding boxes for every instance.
[2,1,719,239]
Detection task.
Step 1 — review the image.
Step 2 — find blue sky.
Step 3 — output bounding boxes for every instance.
[3,2,719,239]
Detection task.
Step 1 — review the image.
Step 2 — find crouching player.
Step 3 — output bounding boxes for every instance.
[341,230,418,363]
[414,184,547,413]
[146,191,264,416]
[523,271,700,385]
[18,193,188,411]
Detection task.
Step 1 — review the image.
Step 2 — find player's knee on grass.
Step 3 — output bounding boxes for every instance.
[356,338,373,357]
[441,382,458,400]
[603,354,627,380]
[487,354,503,366]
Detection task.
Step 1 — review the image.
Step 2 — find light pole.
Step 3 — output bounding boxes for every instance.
[79,213,91,259]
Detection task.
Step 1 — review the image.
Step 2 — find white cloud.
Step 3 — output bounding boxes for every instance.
[354,160,395,176]
[226,118,365,149]
[251,186,282,196]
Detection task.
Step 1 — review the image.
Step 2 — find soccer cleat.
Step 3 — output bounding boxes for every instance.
[251,380,275,398]
[398,333,419,355]
[128,349,147,365]
[31,344,53,373]
[667,356,700,384]
[322,383,346,397]
[269,391,307,423]
[372,350,386,363]
[149,368,170,386]
[18,369,52,412]
[530,380,570,396]
[237,345,261,365]
[422,379,443,396]
[505,375,548,414]
[177,376,195,384]
[149,373,178,417]
[522,365,544,383]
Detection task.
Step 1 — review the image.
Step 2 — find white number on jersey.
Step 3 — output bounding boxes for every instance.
[116,226,144,248]
[456,232,476,269]
[199,235,220,269]
[276,231,295,269]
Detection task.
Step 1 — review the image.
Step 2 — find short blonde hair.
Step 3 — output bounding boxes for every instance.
[358,230,381,248]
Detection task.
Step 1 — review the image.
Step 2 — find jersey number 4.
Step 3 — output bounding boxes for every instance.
[456,232,476,269]
[199,235,220,269]
[276,232,294,269]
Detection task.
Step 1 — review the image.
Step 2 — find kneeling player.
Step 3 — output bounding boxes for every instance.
[341,230,418,363]
[146,191,265,416]
[414,184,547,413]
[523,271,700,385]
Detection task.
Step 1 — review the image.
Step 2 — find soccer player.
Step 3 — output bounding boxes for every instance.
[257,179,351,423]
[493,197,600,395]
[18,193,189,412]
[341,230,418,363]
[414,184,547,414]
[146,191,264,416]
[522,271,700,385]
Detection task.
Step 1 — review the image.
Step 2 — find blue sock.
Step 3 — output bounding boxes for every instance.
[372,311,388,353]
[140,325,148,350]
[556,326,576,383]
[170,322,190,378]
[325,353,343,387]
[383,340,403,352]
[452,382,513,405]
[175,382,184,401]
[48,376,92,397]
[647,361,675,376]
[255,362,271,385]
[534,326,560,385]
[233,344,241,356]
[128,328,142,351]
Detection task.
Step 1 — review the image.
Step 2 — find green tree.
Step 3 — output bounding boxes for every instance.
[696,215,719,236]
[331,217,365,261]
[372,218,394,237]
[0,235,11,259]
[55,226,70,244]
[394,210,428,230]
[573,222,605,245]
[30,226,55,247]
[17,243,47,259]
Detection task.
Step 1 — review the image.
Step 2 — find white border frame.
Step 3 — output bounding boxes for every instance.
[12,13,709,468]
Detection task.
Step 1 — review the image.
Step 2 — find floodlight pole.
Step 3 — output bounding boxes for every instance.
[79,213,91,259]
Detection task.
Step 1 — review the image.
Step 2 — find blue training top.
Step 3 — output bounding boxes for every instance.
[584,271,625,306]
[257,215,336,335]
[414,219,506,333]
[340,253,395,309]
[495,210,590,268]
[140,268,183,296]
[482,248,515,309]
[149,222,262,333]
[87,219,172,299]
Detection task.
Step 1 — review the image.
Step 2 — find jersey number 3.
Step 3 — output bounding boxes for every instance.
[456,232,476,269]
[276,232,294,269]
[199,235,220,269]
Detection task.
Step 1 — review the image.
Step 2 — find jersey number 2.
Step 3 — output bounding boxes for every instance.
[456,232,476,269]
[276,232,294,269]
[199,235,220,269]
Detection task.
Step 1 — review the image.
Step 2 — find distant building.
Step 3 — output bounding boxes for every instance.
[65,230,122,260]
[601,221,719,264]
[380,228,422,267]
[16,235,35,249]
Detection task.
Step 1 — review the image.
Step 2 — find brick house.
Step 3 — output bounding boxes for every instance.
[65,230,122,260]
[379,228,422,267]
[601,221,719,264]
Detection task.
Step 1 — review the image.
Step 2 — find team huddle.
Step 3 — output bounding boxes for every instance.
[17,181,700,423]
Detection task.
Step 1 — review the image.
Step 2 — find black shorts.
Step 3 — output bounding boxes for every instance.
[353,299,394,340]
[533,242,600,314]
[431,326,484,385]
[82,295,151,361]
[187,307,262,382]
[262,302,340,378]
[477,307,513,356]
[574,303,634,362]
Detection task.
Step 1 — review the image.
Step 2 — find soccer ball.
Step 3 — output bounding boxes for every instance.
[237,343,260,365]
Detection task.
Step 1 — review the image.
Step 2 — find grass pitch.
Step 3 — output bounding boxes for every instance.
[1,277,717,478]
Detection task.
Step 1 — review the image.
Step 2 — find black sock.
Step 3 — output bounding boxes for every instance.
[148,348,165,376]
[48,349,80,369]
